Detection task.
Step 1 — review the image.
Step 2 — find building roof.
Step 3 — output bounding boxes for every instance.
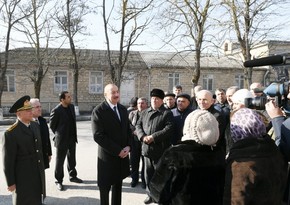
[139,51,243,69]
[4,48,148,70]
[3,47,246,70]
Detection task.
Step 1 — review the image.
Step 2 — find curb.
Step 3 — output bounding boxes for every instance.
[0,115,91,126]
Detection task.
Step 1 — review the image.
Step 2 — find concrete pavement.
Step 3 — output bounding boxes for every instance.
[0,120,149,205]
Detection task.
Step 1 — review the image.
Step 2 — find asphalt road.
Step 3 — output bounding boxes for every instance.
[0,121,149,205]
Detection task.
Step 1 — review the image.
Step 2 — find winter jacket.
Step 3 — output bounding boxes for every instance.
[223,135,287,205]
[150,140,225,205]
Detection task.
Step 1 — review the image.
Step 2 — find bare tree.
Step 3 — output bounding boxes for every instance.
[155,0,214,86]
[102,0,154,88]
[15,0,56,99]
[221,0,288,88]
[0,0,32,106]
[54,0,90,106]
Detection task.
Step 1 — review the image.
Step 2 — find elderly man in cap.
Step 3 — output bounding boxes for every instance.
[135,88,174,204]
[171,93,194,145]
[2,95,46,205]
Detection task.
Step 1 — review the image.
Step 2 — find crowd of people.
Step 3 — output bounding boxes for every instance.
[2,82,290,205]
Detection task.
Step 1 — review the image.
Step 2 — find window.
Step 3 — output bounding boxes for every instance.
[224,43,228,52]
[235,74,244,89]
[168,73,180,91]
[54,71,68,92]
[4,70,15,92]
[202,74,213,91]
[89,71,103,94]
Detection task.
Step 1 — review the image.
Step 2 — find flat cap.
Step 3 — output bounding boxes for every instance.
[164,93,176,98]
[9,95,33,113]
[176,93,191,102]
[150,88,165,99]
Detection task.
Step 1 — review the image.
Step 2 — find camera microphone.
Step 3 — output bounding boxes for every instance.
[243,55,285,67]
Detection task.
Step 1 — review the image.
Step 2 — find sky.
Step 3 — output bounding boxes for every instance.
[1,0,290,53]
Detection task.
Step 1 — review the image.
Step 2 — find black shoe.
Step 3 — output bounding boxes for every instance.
[131,181,138,188]
[144,196,153,204]
[55,182,63,191]
[70,177,83,183]
[141,182,146,189]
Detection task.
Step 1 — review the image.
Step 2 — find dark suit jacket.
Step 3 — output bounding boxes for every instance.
[91,101,131,187]
[49,103,77,149]
[38,116,52,169]
[2,120,46,204]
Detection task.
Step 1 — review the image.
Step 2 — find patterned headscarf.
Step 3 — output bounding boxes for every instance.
[230,108,266,142]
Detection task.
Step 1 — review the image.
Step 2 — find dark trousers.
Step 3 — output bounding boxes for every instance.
[99,181,122,205]
[130,137,145,183]
[55,142,77,183]
[144,157,158,194]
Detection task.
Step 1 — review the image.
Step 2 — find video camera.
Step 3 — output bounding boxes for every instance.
[243,55,290,114]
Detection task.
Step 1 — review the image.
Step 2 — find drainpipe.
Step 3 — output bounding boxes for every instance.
[148,65,151,100]
[263,68,270,86]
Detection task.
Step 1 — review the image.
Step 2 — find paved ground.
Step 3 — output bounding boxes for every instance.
[0,120,149,205]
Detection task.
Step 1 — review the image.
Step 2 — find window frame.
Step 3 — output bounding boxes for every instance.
[168,73,180,92]
[89,71,103,94]
[4,69,15,92]
[54,70,68,93]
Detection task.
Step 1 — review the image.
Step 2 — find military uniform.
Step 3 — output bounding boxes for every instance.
[2,96,46,205]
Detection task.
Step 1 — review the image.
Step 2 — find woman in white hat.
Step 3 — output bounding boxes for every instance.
[149,109,225,205]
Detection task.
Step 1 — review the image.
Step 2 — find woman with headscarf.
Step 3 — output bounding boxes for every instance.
[149,110,225,205]
[223,108,287,205]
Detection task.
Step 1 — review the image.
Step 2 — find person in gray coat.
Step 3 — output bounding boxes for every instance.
[135,88,174,204]
[92,84,132,205]
[2,95,46,205]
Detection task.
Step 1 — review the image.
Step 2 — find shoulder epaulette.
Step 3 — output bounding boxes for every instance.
[7,121,18,132]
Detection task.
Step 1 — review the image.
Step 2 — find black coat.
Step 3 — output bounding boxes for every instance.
[91,101,131,187]
[49,103,77,149]
[135,105,174,161]
[149,140,225,205]
[2,120,46,205]
[38,116,52,169]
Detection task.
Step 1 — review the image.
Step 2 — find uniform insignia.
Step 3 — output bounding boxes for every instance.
[7,121,18,132]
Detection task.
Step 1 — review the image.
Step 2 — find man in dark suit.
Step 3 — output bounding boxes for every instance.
[50,91,82,191]
[31,98,52,169]
[91,83,131,205]
[2,95,46,205]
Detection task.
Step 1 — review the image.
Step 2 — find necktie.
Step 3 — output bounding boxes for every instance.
[113,106,120,121]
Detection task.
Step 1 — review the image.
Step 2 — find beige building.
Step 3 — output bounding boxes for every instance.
[1,41,289,114]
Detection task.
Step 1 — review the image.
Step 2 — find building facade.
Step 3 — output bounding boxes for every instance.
[1,41,289,115]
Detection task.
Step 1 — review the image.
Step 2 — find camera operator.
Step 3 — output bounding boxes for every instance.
[266,99,290,204]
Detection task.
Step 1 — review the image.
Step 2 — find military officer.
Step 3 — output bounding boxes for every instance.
[2,95,46,205]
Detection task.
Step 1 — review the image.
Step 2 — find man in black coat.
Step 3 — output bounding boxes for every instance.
[135,88,174,204]
[31,98,52,169]
[2,95,46,205]
[50,91,82,191]
[91,84,131,205]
